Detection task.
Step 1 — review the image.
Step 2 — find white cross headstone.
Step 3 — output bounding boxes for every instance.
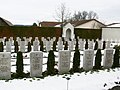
[6,41,11,52]
[0,52,11,79]
[57,38,63,51]
[46,40,51,52]
[9,37,14,46]
[79,40,84,51]
[103,49,114,69]
[83,50,94,71]
[106,41,111,49]
[88,40,94,49]
[58,50,70,74]
[20,41,25,52]
[98,40,103,49]
[30,51,43,77]
[68,41,74,51]
[33,40,40,51]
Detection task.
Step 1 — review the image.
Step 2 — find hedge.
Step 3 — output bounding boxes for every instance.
[0,26,102,39]
[74,28,102,39]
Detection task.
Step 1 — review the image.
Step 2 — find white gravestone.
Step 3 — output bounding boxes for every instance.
[9,37,14,46]
[73,38,76,45]
[98,40,103,49]
[57,39,63,51]
[88,41,94,49]
[6,41,11,52]
[68,41,74,51]
[25,39,28,46]
[30,51,43,77]
[17,37,21,45]
[43,39,47,46]
[33,40,40,51]
[83,50,94,71]
[50,39,54,47]
[0,52,11,79]
[46,40,51,52]
[103,49,114,69]
[106,41,111,49]
[58,50,70,74]
[79,40,84,51]
[20,41,25,52]
[53,37,56,42]
[35,37,39,41]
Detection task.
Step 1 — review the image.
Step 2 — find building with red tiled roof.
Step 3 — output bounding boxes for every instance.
[40,19,105,29]
[39,21,61,27]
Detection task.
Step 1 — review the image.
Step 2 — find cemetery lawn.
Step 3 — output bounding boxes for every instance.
[1,51,120,90]
[1,68,120,90]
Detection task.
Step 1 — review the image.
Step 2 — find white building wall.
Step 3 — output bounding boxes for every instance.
[102,28,120,41]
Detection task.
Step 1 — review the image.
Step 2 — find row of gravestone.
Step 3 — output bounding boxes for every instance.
[1,38,114,52]
[0,49,114,79]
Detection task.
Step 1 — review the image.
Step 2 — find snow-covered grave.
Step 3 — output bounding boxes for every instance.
[0,52,11,79]
[83,49,94,71]
[0,37,120,90]
[103,49,114,69]
[30,51,43,77]
[58,50,70,74]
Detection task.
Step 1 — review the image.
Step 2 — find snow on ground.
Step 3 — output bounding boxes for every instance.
[0,50,120,90]
[1,68,120,90]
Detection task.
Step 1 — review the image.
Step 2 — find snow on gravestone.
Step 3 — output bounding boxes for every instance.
[33,40,39,51]
[103,49,114,69]
[20,41,25,52]
[0,52,11,79]
[6,41,11,52]
[30,51,43,77]
[58,50,70,74]
[83,50,94,71]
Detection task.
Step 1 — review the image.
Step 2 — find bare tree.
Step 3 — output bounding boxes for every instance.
[88,11,98,19]
[69,11,98,22]
[81,11,88,19]
[54,3,71,28]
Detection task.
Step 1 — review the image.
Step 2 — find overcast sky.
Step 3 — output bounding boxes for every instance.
[0,0,120,25]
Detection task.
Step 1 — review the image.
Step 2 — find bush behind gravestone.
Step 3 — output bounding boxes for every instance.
[94,41,98,50]
[47,50,56,75]
[75,40,79,50]
[14,41,19,53]
[72,49,80,72]
[103,41,106,50]
[27,42,31,52]
[94,49,102,69]
[40,40,44,51]
[112,49,119,68]
[85,40,88,49]
[16,51,24,77]
[53,40,57,51]
[0,42,3,52]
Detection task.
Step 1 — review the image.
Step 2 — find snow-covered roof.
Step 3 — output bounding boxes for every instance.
[107,23,120,27]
